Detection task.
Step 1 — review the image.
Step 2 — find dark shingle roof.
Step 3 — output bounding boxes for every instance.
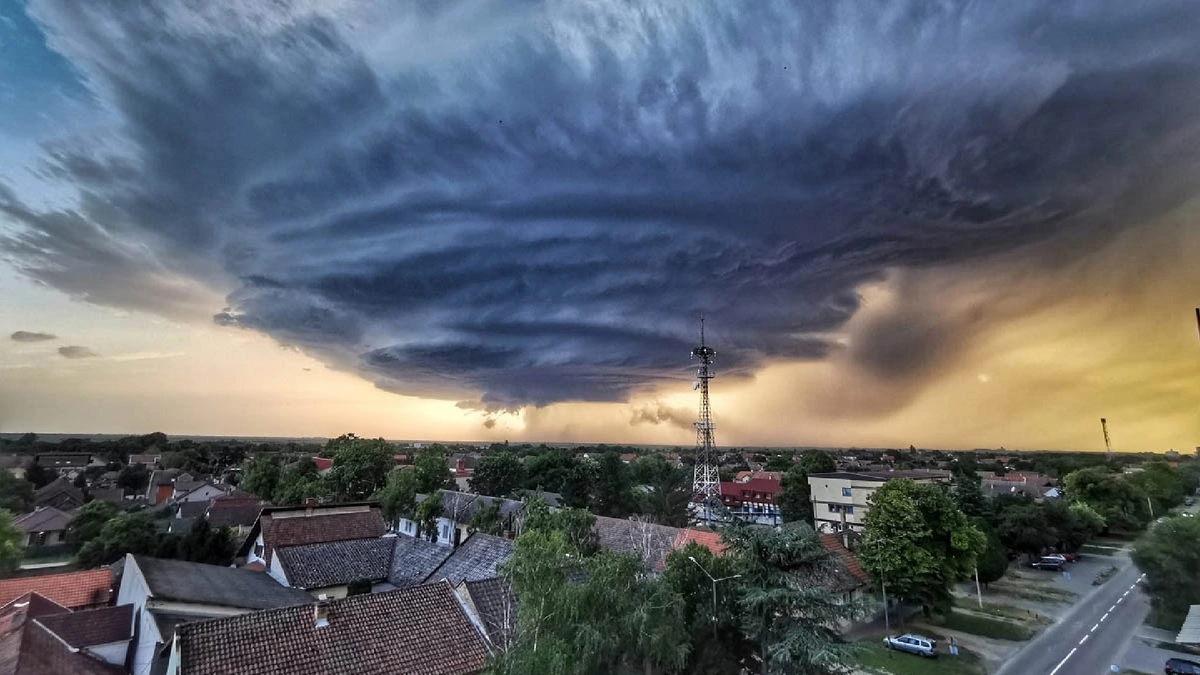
[177,582,489,675]
[594,516,681,572]
[460,578,516,647]
[176,501,209,519]
[420,491,524,527]
[32,477,83,507]
[428,534,513,586]
[13,507,73,533]
[258,507,387,565]
[205,498,264,528]
[388,537,454,588]
[276,538,396,589]
[35,605,133,647]
[131,555,311,610]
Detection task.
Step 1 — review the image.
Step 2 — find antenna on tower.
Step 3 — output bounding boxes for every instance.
[691,317,719,520]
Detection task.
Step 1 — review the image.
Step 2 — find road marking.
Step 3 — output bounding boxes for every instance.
[1050,647,1078,675]
[1102,612,1110,621]
[1091,623,1099,632]
[1109,603,1117,611]
[1079,635,1089,645]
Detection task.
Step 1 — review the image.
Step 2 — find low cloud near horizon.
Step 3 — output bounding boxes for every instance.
[57,345,97,359]
[10,331,56,343]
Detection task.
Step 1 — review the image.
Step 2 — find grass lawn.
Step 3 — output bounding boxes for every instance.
[925,611,1034,641]
[953,598,1050,625]
[851,641,985,675]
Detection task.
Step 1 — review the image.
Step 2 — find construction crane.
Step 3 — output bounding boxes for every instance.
[1101,418,1112,462]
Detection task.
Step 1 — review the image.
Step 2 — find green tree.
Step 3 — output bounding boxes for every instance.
[521,450,579,493]
[637,467,693,527]
[1133,514,1200,629]
[560,459,594,509]
[0,471,34,513]
[469,498,504,535]
[173,519,236,565]
[325,435,393,500]
[0,510,23,576]
[858,480,985,616]
[763,455,793,472]
[997,502,1055,560]
[24,462,55,489]
[776,464,812,525]
[469,451,525,497]
[1128,461,1190,517]
[591,452,633,518]
[629,455,673,486]
[951,470,991,520]
[975,526,1010,587]
[723,522,861,675]
[375,468,420,523]
[661,542,751,674]
[68,501,119,544]
[240,455,281,501]
[798,451,836,475]
[1065,466,1150,532]
[412,445,454,494]
[76,512,161,568]
[521,497,599,556]
[415,490,444,542]
[116,464,151,492]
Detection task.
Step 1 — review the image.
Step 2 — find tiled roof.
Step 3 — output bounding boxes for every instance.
[35,604,132,647]
[148,469,184,486]
[734,471,783,482]
[130,555,312,610]
[177,582,489,675]
[258,507,387,565]
[808,470,947,482]
[388,537,454,588]
[311,457,333,472]
[428,534,513,586]
[594,516,681,572]
[32,477,83,506]
[720,478,781,497]
[12,507,73,533]
[459,578,516,647]
[19,620,125,675]
[276,538,396,589]
[0,570,112,610]
[818,534,871,589]
[0,592,70,675]
[671,529,726,559]
[415,491,525,527]
[176,501,209,519]
[88,487,126,505]
[205,498,264,528]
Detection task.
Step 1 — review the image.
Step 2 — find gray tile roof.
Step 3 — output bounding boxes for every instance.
[35,605,133,648]
[417,491,525,528]
[429,534,513,586]
[13,507,73,533]
[459,578,516,647]
[388,536,454,588]
[130,555,312,610]
[276,538,396,589]
[593,516,681,572]
[176,581,489,675]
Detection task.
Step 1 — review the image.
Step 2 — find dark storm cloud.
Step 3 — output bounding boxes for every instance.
[58,345,97,359]
[5,0,1200,408]
[10,331,56,342]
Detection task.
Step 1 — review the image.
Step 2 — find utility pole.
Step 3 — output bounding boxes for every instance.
[688,556,741,640]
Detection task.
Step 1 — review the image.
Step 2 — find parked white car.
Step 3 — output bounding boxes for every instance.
[882,634,937,657]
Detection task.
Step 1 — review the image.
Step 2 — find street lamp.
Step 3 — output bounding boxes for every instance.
[688,556,742,640]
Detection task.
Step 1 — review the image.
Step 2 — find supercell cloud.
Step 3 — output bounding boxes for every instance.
[3,1,1200,409]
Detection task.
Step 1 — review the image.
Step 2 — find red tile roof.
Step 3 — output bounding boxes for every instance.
[819,534,870,586]
[311,457,333,472]
[672,529,726,557]
[0,570,112,610]
[719,478,782,500]
[734,471,782,483]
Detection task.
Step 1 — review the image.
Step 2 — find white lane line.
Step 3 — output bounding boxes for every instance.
[1091,623,1099,633]
[1079,635,1089,645]
[1110,603,1118,611]
[1102,612,1110,621]
[1049,647,1079,675]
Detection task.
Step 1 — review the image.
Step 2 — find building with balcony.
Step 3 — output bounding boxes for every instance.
[808,471,946,533]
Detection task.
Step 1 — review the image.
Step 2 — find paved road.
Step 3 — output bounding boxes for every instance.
[995,560,1146,675]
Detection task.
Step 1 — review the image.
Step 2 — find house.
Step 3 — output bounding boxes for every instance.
[33,453,93,477]
[272,538,397,598]
[170,581,491,675]
[88,487,127,506]
[619,453,638,464]
[594,516,681,572]
[128,454,160,467]
[0,592,129,675]
[172,482,226,504]
[426,533,513,586]
[397,491,523,546]
[12,507,72,548]
[734,470,783,483]
[718,477,782,525]
[0,569,113,610]
[116,554,312,675]
[818,533,871,610]
[455,578,516,648]
[808,471,947,533]
[386,535,455,589]
[146,470,190,506]
[31,477,84,511]
[203,495,265,535]
[239,502,387,574]
[310,457,333,474]
[671,528,726,557]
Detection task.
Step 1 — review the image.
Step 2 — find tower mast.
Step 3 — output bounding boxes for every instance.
[691,318,719,512]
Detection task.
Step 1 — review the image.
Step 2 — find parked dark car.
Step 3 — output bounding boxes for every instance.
[1028,557,1064,571]
[1165,657,1200,674]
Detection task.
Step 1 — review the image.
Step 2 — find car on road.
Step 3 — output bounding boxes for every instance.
[882,634,937,657]
[1165,657,1200,674]
[1028,556,1064,571]
[1044,553,1080,563]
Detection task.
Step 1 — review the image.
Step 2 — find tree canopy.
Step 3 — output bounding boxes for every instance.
[798,452,837,475]
[1064,466,1150,533]
[325,434,393,500]
[0,510,23,576]
[1133,514,1200,630]
[470,451,525,498]
[776,464,812,525]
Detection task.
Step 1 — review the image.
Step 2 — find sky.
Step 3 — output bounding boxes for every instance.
[2,0,1200,452]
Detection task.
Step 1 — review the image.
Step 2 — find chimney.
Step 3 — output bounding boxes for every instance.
[305,498,315,516]
[455,458,466,472]
[314,597,330,628]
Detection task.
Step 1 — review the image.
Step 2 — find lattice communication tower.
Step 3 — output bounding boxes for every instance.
[691,319,719,506]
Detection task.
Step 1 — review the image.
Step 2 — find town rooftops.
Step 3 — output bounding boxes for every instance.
[32,477,84,507]
[818,534,871,590]
[457,578,516,647]
[594,516,681,572]
[807,470,947,481]
[34,604,132,649]
[12,506,73,534]
[129,555,311,610]
[672,529,726,557]
[428,534,513,586]
[204,496,265,528]
[417,491,525,527]
[0,592,69,675]
[275,538,396,590]
[34,453,91,468]
[0,569,112,610]
[176,581,489,675]
[240,502,387,565]
[1,593,125,675]
[388,537,455,588]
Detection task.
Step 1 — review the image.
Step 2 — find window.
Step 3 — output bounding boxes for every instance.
[253,543,263,558]
[828,504,839,512]
[35,531,47,546]
[742,490,750,498]
[842,487,853,497]
[844,506,854,515]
